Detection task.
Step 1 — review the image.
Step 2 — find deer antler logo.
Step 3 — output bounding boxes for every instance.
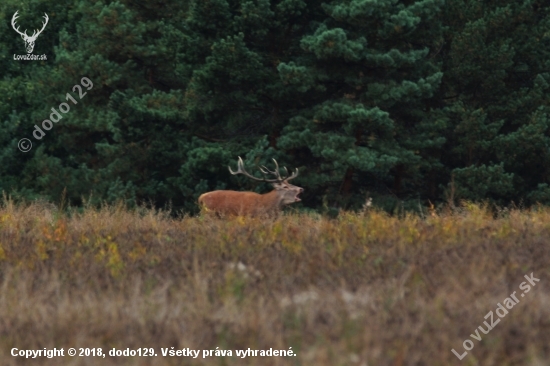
[11,11,49,54]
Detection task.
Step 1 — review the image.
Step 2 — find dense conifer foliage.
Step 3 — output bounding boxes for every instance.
[1,0,549,212]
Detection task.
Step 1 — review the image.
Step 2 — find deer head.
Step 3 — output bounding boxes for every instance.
[229,156,303,205]
[12,11,49,54]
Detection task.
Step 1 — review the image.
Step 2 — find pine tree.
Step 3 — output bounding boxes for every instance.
[438,0,550,204]
[276,0,445,210]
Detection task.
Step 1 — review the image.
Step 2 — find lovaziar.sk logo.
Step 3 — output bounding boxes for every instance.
[11,10,48,61]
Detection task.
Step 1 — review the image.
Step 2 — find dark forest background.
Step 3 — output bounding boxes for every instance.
[1,0,549,214]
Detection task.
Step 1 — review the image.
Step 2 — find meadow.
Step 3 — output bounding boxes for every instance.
[0,200,548,365]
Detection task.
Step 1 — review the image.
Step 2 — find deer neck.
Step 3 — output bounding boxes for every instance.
[262,190,283,208]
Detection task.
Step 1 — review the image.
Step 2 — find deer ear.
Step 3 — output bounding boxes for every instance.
[20,34,25,39]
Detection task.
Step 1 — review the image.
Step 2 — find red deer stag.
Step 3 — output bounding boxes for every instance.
[198,157,303,217]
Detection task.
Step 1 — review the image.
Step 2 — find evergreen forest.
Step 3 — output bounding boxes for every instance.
[1,0,549,214]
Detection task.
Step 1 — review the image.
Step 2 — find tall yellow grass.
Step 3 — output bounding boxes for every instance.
[0,200,548,365]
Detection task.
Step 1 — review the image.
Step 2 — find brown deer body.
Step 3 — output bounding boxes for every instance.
[198,157,303,217]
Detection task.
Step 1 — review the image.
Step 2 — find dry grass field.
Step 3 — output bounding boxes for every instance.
[0,199,548,365]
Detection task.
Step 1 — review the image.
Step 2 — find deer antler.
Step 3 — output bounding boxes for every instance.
[260,159,299,181]
[229,157,298,183]
[11,11,27,38]
[11,11,48,40]
[29,13,48,40]
[259,159,282,181]
[283,165,299,181]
